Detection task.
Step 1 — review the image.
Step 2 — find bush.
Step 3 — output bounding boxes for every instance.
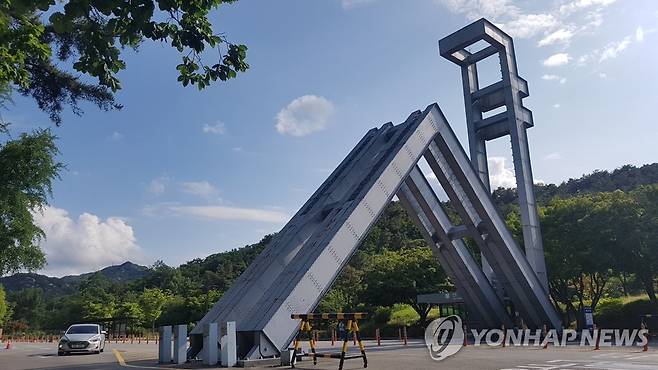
[595,296,658,329]
[387,304,419,327]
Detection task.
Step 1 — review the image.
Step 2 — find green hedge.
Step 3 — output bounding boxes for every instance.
[595,297,658,329]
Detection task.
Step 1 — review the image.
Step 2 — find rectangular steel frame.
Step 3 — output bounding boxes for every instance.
[439,18,549,292]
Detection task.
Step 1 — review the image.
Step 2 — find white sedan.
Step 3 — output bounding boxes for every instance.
[58,323,106,355]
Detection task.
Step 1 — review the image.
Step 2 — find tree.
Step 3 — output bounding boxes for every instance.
[6,288,46,329]
[0,284,9,326]
[140,288,171,332]
[0,129,62,275]
[624,185,658,305]
[117,301,144,327]
[541,192,631,326]
[1,0,249,124]
[360,246,449,326]
[77,273,117,320]
[1,0,249,275]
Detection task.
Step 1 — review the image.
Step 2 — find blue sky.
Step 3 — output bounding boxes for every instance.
[6,0,658,276]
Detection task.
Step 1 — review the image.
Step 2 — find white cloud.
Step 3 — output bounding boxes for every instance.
[437,1,557,38]
[545,152,562,160]
[635,26,644,42]
[553,103,561,109]
[180,181,219,199]
[437,0,617,46]
[108,131,124,141]
[542,53,571,67]
[579,27,648,66]
[202,121,226,135]
[33,207,146,277]
[598,36,631,62]
[598,72,607,79]
[147,177,168,196]
[577,55,589,66]
[488,156,517,189]
[275,95,335,137]
[439,0,520,20]
[539,28,574,46]
[342,0,375,9]
[541,74,567,84]
[559,0,617,15]
[499,13,558,39]
[169,205,289,223]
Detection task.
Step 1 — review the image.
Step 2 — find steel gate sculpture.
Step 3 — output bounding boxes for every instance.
[188,18,562,361]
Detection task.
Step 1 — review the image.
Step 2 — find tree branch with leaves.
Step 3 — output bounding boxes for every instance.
[1,0,248,124]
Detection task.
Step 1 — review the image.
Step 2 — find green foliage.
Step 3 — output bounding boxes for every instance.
[358,202,422,254]
[117,301,144,326]
[596,296,658,329]
[316,289,349,313]
[7,288,46,328]
[387,304,419,327]
[0,129,62,275]
[361,247,447,307]
[140,288,171,330]
[360,246,449,325]
[626,185,658,304]
[539,185,658,327]
[594,298,625,326]
[0,284,8,325]
[78,273,116,319]
[0,0,248,124]
[492,163,658,215]
[541,191,633,326]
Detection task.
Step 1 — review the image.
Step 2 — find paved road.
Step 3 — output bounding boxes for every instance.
[0,341,160,370]
[1,339,658,369]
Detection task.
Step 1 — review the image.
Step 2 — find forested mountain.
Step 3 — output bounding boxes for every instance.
[0,262,148,296]
[492,163,658,215]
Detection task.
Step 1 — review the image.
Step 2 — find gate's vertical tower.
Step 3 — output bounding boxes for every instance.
[439,19,549,293]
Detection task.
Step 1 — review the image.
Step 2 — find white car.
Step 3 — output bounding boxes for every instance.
[58,324,107,356]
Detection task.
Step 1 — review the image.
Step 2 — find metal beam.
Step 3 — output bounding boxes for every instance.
[422,107,562,329]
[439,17,549,293]
[397,166,512,329]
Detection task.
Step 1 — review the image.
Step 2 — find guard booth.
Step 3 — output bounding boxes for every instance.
[417,292,519,329]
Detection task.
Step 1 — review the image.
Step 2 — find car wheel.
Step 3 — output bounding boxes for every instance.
[94,350,101,354]
[58,351,65,356]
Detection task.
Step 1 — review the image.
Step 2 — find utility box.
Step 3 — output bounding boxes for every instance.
[173,324,187,364]
[203,323,218,365]
[221,321,237,367]
[158,326,172,364]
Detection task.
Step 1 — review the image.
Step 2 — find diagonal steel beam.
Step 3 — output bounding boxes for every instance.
[397,166,512,328]
[422,107,561,329]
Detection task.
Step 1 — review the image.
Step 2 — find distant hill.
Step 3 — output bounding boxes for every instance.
[0,261,148,296]
[492,163,658,215]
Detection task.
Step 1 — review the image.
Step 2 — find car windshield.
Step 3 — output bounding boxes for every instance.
[66,325,99,334]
